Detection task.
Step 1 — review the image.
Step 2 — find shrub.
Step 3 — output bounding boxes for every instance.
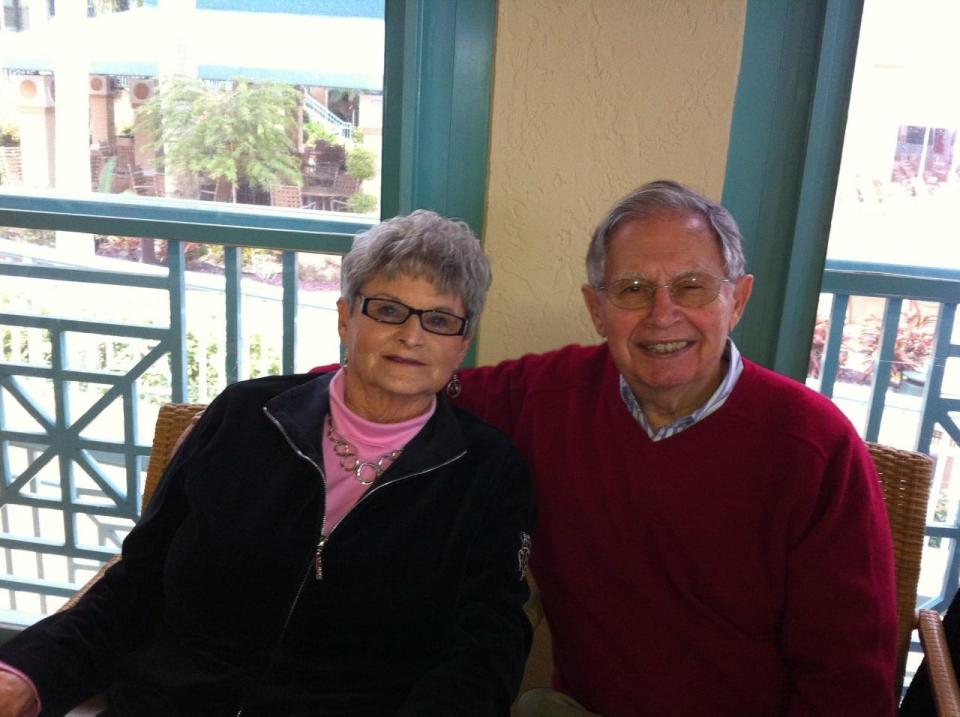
[346,192,378,214]
[346,146,377,182]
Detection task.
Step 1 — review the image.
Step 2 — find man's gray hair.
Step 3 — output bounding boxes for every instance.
[585,180,747,286]
[341,209,492,335]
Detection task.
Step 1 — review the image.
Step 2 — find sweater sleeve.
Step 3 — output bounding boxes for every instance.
[397,442,537,715]
[782,430,898,716]
[456,357,535,439]
[0,402,219,716]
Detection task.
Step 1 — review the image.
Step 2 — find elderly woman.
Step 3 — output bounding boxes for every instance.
[0,210,535,716]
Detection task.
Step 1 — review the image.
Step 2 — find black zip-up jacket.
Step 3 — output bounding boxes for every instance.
[0,372,536,716]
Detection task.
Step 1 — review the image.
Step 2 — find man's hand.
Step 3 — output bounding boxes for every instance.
[0,671,37,717]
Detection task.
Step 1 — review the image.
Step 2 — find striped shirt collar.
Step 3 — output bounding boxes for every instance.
[619,339,744,441]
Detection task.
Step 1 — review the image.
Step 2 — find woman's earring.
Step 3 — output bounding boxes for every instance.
[446,373,462,398]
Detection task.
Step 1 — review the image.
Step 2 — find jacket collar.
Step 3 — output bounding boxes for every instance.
[264,372,468,482]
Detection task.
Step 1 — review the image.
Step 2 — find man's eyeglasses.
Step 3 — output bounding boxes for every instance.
[598,273,733,310]
[359,295,469,336]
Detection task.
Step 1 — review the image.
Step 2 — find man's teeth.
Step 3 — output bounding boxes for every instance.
[645,341,688,354]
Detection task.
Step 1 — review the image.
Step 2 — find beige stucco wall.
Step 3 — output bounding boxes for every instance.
[478,0,747,363]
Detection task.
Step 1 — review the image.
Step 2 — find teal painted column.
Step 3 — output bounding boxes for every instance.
[381,0,497,366]
[722,0,863,380]
[381,0,496,236]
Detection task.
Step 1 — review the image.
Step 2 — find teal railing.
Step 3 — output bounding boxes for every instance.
[0,191,370,625]
[817,259,960,611]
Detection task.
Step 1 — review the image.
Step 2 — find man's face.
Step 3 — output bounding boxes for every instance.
[582,211,753,421]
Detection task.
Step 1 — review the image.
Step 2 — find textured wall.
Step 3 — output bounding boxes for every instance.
[477,0,746,363]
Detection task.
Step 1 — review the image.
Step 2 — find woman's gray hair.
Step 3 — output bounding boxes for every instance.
[341,209,492,335]
[585,180,747,286]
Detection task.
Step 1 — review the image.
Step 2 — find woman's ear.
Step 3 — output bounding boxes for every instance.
[337,297,350,343]
[455,335,471,366]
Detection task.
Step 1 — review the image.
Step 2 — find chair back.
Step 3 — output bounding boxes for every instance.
[330,173,361,196]
[60,403,205,614]
[868,441,935,696]
[306,161,339,186]
[143,403,207,507]
[270,184,309,209]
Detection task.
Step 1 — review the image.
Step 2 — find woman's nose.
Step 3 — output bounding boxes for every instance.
[396,314,426,343]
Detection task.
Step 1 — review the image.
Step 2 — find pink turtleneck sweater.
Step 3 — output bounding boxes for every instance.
[321,369,433,531]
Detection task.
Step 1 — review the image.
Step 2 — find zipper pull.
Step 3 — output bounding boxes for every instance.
[315,535,327,580]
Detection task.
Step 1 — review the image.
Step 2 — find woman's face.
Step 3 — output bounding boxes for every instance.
[337,273,471,422]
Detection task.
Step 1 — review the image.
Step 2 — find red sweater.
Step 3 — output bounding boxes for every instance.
[458,343,897,716]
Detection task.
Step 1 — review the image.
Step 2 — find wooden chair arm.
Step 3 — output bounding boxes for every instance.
[917,608,960,717]
[59,556,120,612]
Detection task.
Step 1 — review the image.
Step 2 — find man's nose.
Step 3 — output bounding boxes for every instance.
[647,286,680,322]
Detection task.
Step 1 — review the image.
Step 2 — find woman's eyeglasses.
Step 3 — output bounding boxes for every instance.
[359,295,469,336]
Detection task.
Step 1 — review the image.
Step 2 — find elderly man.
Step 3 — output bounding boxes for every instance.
[456,180,897,716]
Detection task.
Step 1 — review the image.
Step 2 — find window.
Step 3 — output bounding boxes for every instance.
[0,2,384,218]
[0,0,496,629]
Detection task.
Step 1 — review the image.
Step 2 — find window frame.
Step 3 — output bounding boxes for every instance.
[722,0,865,379]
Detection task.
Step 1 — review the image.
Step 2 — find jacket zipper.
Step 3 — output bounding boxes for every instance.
[313,449,466,579]
[234,406,466,714]
[235,408,331,716]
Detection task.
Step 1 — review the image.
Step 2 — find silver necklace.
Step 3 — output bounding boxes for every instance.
[324,415,402,486]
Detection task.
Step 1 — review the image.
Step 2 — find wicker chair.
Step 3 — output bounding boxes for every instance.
[867,441,935,697]
[913,609,960,716]
[60,404,206,613]
[62,403,205,715]
[270,184,317,210]
[58,418,934,712]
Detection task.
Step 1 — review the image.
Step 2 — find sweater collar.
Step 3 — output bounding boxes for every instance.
[264,371,467,480]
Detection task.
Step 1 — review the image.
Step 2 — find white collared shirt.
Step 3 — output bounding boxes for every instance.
[619,340,744,441]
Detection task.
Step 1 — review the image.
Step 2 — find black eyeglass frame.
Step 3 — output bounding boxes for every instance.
[358,295,470,336]
[597,273,734,310]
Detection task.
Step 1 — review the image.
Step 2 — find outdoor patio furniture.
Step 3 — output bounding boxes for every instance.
[270,184,317,210]
[131,167,163,197]
[302,173,361,210]
[303,160,339,187]
[907,609,960,716]
[112,160,136,193]
[0,146,23,184]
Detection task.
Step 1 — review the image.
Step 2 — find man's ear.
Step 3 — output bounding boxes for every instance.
[729,274,754,330]
[581,284,607,338]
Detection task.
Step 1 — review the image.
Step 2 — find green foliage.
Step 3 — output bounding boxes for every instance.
[351,127,364,145]
[346,146,377,182]
[138,76,302,191]
[0,226,55,247]
[304,121,337,145]
[0,124,20,146]
[346,192,378,214]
